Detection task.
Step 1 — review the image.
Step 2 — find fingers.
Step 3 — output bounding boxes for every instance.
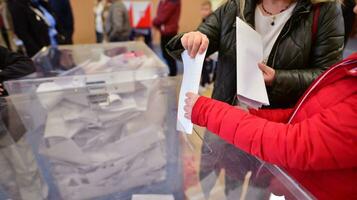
[259,63,274,74]
[184,104,192,120]
[190,36,202,58]
[184,92,195,119]
[258,63,267,72]
[181,31,209,58]
[185,92,195,98]
[184,105,191,112]
[181,34,189,50]
[187,35,195,56]
[184,98,192,106]
[199,35,209,54]
[258,63,275,86]
[184,113,191,120]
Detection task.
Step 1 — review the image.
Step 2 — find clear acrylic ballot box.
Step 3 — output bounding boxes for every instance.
[7,42,168,91]
[0,75,314,200]
[5,44,168,95]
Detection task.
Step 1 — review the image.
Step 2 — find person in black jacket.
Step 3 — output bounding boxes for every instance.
[7,0,63,57]
[343,0,356,43]
[49,0,74,44]
[167,0,344,109]
[0,46,35,95]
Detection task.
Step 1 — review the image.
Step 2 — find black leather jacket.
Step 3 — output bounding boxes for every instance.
[167,0,344,108]
[8,0,65,57]
[0,46,35,82]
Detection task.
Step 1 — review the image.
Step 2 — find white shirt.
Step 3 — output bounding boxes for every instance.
[95,2,105,33]
[255,3,296,61]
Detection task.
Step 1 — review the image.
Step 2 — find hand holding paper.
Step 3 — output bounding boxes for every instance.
[177,50,207,134]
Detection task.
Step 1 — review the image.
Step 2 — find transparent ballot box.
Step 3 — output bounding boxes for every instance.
[0,76,314,200]
[28,41,168,79]
[1,77,181,200]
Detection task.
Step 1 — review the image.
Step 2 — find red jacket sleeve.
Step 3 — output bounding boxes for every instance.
[249,108,294,123]
[153,1,179,27]
[191,96,357,171]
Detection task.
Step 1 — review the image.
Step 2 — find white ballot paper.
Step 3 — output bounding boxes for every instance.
[177,50,207,134]
[236,17,270,108]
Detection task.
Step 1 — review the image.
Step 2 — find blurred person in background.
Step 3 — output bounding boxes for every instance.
[0,1,13,51]
[49,0,74,44]
[94,0,109,43]
[153,0,181,76]
[0,0,26,53]
[342,0,356,43]
[7,0,64,57]
[105,0,131,42]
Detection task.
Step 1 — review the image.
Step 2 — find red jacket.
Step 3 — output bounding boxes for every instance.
[191,53,357,200]
[153,0,181,36]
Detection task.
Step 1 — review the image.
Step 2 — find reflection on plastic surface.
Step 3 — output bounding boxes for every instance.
[3,78,182,200]
[30,42,168,78]
[0,100,48,200]
[181,130,314,200]
[4,42,169,96]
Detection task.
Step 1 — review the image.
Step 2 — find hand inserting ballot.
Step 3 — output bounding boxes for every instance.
[181,31,209,58]
[184,92,200,120]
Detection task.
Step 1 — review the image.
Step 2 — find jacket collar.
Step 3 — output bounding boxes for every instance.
[237,0,312,27]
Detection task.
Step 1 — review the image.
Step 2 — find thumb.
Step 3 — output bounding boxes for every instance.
[258,63,268,73]
[186,92,195,98]
[258,63,267,72]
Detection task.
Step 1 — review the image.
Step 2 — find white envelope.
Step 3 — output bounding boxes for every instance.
[236,17,270,108]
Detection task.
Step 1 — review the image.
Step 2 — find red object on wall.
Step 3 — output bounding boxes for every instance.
[125,1,152,29]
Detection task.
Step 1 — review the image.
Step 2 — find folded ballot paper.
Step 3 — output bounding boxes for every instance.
[177,50,207,134]
[236,17,270,108]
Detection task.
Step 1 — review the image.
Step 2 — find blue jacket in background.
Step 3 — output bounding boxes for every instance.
[49,0,74,44]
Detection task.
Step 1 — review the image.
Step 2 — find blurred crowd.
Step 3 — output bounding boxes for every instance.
[0,0,355,75]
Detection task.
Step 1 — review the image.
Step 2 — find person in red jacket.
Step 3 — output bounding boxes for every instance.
[153,0,181,76]
[183,53,357,200]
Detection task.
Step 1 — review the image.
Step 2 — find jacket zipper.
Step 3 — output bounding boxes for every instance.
[269,10,310,67]
[271,20,293,67]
